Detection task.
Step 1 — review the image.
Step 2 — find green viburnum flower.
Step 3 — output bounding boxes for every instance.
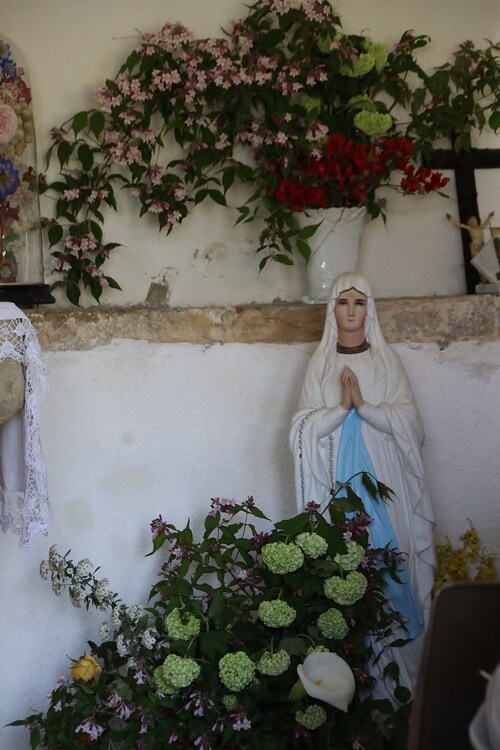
[158,654,200,690]
[258,599,297,628]
[306,645,330,655]
[317,31,335,54]
[364,38,389,71]
[324,571,368,606]
[257,649,291,676]
[219,651,256,692]
[222,694,238,711]
[295,705,327,730]
[341,52,376,77]
[301,94,322,115]
[295,532,328,559]
[317,608,349,639]
[261,542,304,574]
[153,666,177,695]
[165,607,201,641]
[354,110,393,136]
[334,542,365,571]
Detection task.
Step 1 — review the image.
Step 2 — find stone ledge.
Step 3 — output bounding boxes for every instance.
[25,294,500,351]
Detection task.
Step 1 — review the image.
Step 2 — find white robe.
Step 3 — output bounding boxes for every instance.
[289,273,435,696]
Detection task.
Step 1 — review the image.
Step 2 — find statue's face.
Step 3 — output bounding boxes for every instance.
[334,288,367,333]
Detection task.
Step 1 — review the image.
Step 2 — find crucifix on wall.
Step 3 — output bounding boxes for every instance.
[426,144,500,293]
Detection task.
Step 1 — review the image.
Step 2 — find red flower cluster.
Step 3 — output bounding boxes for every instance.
[274,133,448,212]
[400,164,449,194]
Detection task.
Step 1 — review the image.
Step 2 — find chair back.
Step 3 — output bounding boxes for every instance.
[407,581,500,750]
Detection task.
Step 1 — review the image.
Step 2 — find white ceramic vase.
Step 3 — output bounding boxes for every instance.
[296,206,368,304]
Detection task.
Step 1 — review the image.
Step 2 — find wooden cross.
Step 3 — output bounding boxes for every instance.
[426,145,500,293]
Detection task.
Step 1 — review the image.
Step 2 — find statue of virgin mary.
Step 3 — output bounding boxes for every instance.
[290,272,435,697]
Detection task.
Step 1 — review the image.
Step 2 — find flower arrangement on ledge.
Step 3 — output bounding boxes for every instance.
[39,0,500,303]
[13,478,413,749]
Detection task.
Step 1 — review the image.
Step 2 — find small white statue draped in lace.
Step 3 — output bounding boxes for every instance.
[0,302,49,546]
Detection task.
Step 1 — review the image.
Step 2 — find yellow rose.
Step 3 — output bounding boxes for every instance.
[71,654,101,683]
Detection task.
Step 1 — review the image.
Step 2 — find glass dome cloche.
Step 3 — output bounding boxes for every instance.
[0,38,53,306]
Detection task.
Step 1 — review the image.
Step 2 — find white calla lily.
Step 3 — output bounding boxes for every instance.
[297,652,355,713]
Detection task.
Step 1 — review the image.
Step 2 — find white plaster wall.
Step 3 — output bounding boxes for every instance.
[2,0,500,306]
[1,1,499,746]
[1,338,499,748]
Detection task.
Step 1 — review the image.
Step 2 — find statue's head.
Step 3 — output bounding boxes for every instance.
[333,287,368,334]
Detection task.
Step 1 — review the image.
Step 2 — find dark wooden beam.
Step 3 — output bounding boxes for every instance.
[426,146,500,293]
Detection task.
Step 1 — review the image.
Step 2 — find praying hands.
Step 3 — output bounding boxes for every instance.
[340,365,365,411]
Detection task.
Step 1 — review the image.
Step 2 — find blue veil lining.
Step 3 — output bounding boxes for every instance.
[336,409,423,640]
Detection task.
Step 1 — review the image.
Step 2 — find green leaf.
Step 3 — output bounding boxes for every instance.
[361,472,378,499]
[199,630,231,660]
[279,637,307,657]
[222,168,236,193]
[489,110,500,131]
[297,221,322,239]
[296,239,311,263]
[207,589,228,625]
[57,140,74,169]
[47,224,64,248]
[66,282,81,306]
[330,492,365,515]
[30,727,41,749]
[105,276,122,290]
[89,221,103,243]
[89,110,106,138]
[204,513,219,533]
[72,111,88,135]
[289,678,307,701]
[247,504,269,520]
[77,143,94,171]
[178,523,193,545]
[44,144,54,171]
[274,253,294,265]
[208,190,227,206]
[194,189,209,205]
[453,132,471,153]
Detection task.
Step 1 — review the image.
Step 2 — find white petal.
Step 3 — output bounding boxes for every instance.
[297,652,355,712]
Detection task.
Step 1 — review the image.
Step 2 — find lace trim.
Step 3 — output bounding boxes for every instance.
[0,313,49,546]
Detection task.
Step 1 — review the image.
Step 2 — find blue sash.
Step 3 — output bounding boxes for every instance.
[336,409,423,639]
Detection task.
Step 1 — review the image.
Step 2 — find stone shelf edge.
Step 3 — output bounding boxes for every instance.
[25,294,500,351]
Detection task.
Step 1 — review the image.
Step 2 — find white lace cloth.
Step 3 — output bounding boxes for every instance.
[0,302,49,546]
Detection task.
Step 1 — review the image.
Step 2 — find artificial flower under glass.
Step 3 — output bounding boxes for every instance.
[0,39,45,288]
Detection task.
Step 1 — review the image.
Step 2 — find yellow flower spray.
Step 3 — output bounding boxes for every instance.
[434,521,498,590]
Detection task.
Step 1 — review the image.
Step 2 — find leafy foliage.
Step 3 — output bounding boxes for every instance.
[41,0,500,303]
[14,477,413,749]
